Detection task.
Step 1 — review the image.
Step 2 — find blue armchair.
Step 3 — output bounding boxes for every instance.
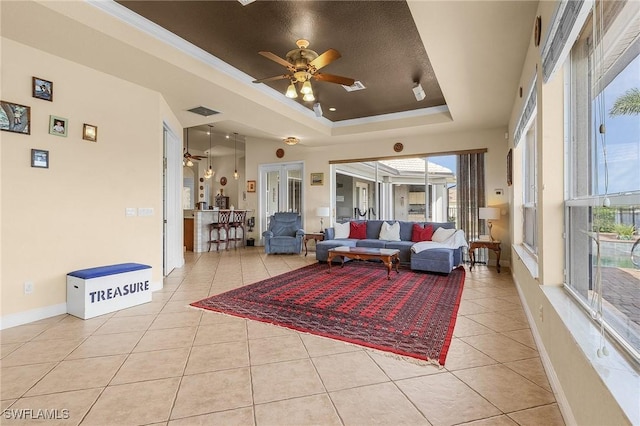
[262,212,304,254]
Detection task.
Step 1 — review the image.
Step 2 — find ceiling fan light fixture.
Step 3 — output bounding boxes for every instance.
[186,159,194,167]
[285,82,298,98]
[303,92,315,102]
[300,80,313,95]
[283,137,299,146]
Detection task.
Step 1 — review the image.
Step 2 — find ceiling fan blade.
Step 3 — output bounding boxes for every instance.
[314,73,355,86]
[252,74,290,84]
[309,48,341,71]
[258,51,294,70]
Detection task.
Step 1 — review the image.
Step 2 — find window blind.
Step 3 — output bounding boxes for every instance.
[514,75,537,147]
[541,0,593,83]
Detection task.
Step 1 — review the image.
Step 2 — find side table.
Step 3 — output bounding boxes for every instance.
[469,240,501,273]
[304,232,324,256]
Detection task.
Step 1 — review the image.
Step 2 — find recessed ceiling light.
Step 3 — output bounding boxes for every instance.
[329,107,336,112]
[237,0,256,5]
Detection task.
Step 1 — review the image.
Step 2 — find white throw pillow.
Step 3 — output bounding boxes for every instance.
[379,221,401,241]
[432,227,456,242]
[334,222,350,239]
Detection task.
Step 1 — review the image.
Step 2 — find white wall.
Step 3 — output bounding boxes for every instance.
[0,38,177,325]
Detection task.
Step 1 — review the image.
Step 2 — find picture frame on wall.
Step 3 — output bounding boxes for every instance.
[31,149,49,168]
[0,101,31,135]
[32,77,53,102]
[311,172,324,186]
[49,115,68,137]
[83,123,98,142]
[247,180,256,192]
[507,148,513,186]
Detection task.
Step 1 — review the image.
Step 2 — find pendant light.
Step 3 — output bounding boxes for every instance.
[233,132,239,180]
[185,128,193,167]
[205,125,215,179]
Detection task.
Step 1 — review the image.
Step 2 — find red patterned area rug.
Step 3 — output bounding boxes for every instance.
[191,262,465,365]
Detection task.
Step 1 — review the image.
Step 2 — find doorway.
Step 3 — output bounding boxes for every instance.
[163,124,183,276]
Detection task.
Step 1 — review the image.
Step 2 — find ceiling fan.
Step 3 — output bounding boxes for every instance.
[183,128,206,166]
[252,39,355,100]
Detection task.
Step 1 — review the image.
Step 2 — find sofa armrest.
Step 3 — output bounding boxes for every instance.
[296,229,305,238]
[262,231,274,239]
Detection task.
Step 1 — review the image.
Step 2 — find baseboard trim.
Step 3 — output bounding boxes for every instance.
[0,303,67,330]
[0,280,163,330]
[511,271,577,426]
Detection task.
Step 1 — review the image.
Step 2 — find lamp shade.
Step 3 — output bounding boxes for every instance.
[478,207,500,220]
[316,207,330,217]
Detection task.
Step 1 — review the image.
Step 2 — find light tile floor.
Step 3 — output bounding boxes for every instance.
[1,248,565,425]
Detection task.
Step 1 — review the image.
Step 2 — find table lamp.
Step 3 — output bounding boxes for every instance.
[479,207,500,241]
[316,207,330,233]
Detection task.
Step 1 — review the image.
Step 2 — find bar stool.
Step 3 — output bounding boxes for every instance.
[228,210,247,249]
[208,210,231,252]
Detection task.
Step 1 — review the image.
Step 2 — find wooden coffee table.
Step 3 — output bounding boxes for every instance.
[327,246,400,280]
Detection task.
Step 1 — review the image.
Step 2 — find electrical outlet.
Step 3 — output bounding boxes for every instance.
[24,281,34,294]
[538,305,544,322]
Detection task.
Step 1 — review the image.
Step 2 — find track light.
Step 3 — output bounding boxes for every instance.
[412,82,426,101]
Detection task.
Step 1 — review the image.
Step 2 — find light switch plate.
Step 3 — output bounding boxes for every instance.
[125,208,137,217]
[138,208,154,216]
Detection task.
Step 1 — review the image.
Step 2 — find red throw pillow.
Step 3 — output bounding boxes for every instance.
[349,221,367,239]
[412,223,434,242]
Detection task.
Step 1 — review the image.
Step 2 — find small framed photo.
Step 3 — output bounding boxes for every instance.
[247,180,256,192]
[0,101,31,135]
[31,149,49,168]
[32,77,53,102]
[311,172,324,186]
[83,123,98,142]
[49,115,68,137]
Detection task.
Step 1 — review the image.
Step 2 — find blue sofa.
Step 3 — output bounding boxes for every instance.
[315,220,464,274]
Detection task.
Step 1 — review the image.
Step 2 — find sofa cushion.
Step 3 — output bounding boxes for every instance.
[412,223,434,242]
[357,239,386,249]
[432,227,456,242]
[350,221,367,239]
[379,221,401,241]
[271,222,297,237]
[398,221,414,241]
[334,222,350,239]
[365,220,384,239]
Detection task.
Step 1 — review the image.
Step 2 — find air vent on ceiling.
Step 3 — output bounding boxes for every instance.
[342,81,366,92]
[187,106,220,117]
